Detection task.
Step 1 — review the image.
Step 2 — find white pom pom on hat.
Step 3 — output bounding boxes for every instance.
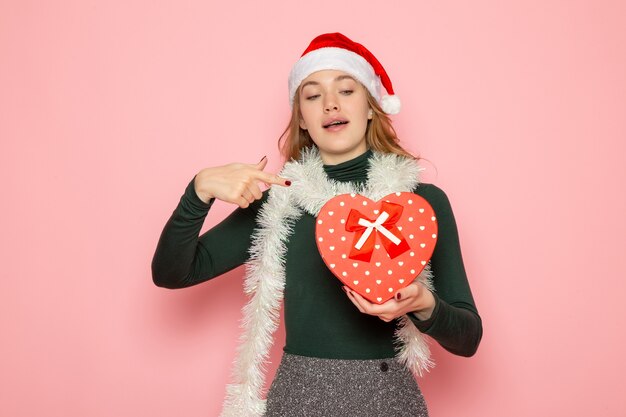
[381,94,401,115]
[288,33,401,115]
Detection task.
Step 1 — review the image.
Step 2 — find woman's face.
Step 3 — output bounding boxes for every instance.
[298,69,372,165]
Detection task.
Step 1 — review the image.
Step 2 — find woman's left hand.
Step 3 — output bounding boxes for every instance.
[343,283,436,322]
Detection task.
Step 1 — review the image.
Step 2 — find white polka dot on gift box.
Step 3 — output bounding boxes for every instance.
[315,192,438,304]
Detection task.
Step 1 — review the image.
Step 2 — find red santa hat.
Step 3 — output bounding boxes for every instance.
[288,32,402,115]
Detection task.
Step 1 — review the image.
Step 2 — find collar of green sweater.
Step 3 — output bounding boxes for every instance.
[323,149,373,182]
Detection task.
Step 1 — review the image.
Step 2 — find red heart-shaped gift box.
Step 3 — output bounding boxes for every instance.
[315,192,438,304]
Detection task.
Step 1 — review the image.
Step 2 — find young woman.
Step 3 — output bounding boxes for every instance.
[152,32,482,417]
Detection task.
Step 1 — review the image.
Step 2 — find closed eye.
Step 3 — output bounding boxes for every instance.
[306,94,320,100]
[340,90,353,95]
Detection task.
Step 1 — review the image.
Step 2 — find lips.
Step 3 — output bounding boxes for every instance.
[323,118,349,129]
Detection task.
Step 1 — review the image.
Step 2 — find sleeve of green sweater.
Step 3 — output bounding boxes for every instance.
[151,176,266,289]
[408,184,483,357]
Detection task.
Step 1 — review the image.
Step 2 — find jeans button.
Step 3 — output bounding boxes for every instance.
[380,361,389,372]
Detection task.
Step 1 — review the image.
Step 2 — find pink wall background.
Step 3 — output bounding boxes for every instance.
[2,1,625,416]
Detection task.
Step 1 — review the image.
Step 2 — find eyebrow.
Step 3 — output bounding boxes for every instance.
[300,74,357,90]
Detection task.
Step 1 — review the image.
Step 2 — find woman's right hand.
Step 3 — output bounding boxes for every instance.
[193,156,290,208]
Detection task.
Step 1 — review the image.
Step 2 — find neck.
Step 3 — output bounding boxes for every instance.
[318,145,369,165]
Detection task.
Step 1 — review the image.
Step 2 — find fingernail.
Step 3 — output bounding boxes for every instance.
[396,293,402,300]
[342,286,347,293]
[258,155,267,163]
[285,180,292,186]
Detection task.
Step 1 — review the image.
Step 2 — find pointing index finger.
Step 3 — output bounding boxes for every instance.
[253,169,291,187]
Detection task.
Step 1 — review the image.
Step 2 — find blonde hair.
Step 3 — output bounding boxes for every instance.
[278,87,415,162]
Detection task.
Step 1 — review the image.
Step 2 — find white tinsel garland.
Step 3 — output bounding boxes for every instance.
[221,148,434,416]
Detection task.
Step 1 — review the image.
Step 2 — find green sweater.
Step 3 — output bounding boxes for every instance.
[152,150,482,358]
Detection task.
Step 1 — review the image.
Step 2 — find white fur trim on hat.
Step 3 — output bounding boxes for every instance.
[288,47,382,106]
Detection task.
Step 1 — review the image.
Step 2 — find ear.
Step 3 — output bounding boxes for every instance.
[299,118,307,130]
[367,108,373,120]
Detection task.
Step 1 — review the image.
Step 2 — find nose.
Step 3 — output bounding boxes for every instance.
[324,94,339,113]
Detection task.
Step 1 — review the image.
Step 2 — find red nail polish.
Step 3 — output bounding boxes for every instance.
[396,293,402,300]
[285,180,292,186]
[258,155,267,163]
